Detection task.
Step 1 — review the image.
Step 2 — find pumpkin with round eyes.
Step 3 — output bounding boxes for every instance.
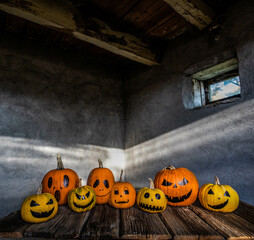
[42,154,79,205]
[199,176,239,212]
[87,159,115,204]
[109,169,136,209]
[21,185,58,223]
[68,179,96,212]
[137,178,167,213]
[154,165,199,206]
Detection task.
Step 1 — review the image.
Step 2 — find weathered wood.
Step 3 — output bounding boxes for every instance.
[0,2,158,66]
[160,206,223,240]
[189,202,254,239]
[81,204,120,239]
[24,206,68,238]
[0,210,31,238]
[120,204,171,239]
[234,201,254,225]
[163,0,214,30]
[54,207,90,239]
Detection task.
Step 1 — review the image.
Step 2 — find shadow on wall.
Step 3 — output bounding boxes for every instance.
[0,139,124,218]
[125,98,254,205]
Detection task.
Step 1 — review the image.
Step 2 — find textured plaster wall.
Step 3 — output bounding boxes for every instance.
[0,34,124,218]
[125,0,254,205]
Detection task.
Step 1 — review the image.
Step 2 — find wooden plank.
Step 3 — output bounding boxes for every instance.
[163,0,214,30]
[234,201,254,225]
[189,203,254,239]
[53,207,90,239]
[0,2,158,66]
[160,206,223,240]
[24,206,68,238]
[120,204,171,239]
[81,204,120,239]
[0,210,31,238]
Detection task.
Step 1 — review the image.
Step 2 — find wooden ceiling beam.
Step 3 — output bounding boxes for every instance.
[0,1,158,66]
[163,0,214,30]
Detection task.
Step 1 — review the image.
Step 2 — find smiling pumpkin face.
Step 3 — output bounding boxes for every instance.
[137,179,167,213]
[154,165,199,206]
[199,176,239,212]
[21,192,58,223]
[87,159,115,204]
[68,185,96,212]
[109,170,136,209]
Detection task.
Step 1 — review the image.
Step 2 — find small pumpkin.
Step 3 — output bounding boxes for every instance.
[68,178,96,212]
[87,159,115,204]
[109,169,136,209]
[42,154,79,205]
[199,176,239,212]
[154,165,199,206]
[21,185,58,223]
[137,178,167,213]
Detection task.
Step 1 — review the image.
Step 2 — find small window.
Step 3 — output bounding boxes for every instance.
[190,58,241,107]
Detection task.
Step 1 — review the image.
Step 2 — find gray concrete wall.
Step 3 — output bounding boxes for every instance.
[0,34,125,218]
[125,0,254,205]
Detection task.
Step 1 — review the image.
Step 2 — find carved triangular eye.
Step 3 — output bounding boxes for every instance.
[76,193,82,199]
[30,200,40,207]
[162,179,172,186]
[178,178,189,186]
[224,191,231,197]
[208,189,214,195]
[46,199,53,205]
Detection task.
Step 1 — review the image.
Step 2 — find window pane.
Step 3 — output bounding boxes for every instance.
[209,76,241,102]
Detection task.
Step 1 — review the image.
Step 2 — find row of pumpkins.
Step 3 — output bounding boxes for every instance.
[21,154,239,223]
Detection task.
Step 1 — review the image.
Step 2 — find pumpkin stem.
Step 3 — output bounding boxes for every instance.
[79,178,83,188]
[98,159,103,168]
[215,176,220,185]
[148,178,155,189]
[165,165,175,170]
[37,184,42,194]
[57,154,64,170]
[119,169,123,182]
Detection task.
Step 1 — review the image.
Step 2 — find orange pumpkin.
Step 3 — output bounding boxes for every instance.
[109,169,136,209]
[154,165,199,206]
[42,154,79,205]
[87,159,115,204]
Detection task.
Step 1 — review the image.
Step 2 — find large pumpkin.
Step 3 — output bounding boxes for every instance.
[137,178,167,213]
[21,185,58,223]
[199,176,239,212]
[154,165,199,206]
[109,169,136,209]
[87,159,115,204]
[68,178,96,212]
[42,154,79,205]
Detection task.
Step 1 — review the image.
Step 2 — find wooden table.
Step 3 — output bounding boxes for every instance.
[1,201,254,240]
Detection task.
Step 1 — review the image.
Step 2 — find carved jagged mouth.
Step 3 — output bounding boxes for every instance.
[166,190,192,203]
[96,192,110,198]
[73,197,94,209]
[139,202,164,211]
[115,199,129,204]
[30,207,54,218]
[208,199,228,209]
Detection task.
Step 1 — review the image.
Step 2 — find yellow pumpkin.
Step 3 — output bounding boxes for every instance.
[68,179,96,212]
[199,176,239,212]
[21,185,58,223]
[109,169,136,209]
[137,178,167,213]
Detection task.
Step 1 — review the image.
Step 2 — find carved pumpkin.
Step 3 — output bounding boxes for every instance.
[21,185,58,223]
[109,169,136,209]
[87,159,115,204]
[199,176,239,212]
[42,154,79,205]
[137,178,167,213]
[68,178,96,212]
[154,165,199,206]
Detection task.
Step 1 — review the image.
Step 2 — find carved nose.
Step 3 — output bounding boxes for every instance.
[173,184,177,188]
[120,195,122,197]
